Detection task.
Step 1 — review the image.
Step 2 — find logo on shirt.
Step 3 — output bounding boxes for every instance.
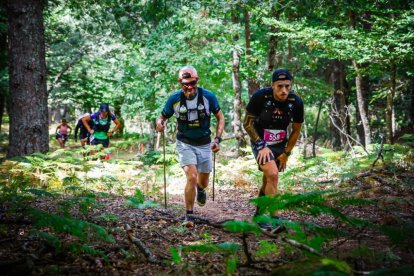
[273,109,284,115]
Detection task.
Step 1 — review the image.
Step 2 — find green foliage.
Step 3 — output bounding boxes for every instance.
[69,243,108,262]
[171,242,240,274]
[223,220,261,234]
[170,246,182,264]
[30,230,62,252]
[271,257,353,275]
[400,134,414,147]
[125,188,159,209]
[96,213,119,222]
[256,240,280,258]
[29,208,114,244]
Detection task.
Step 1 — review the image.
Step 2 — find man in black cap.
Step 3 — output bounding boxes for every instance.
[82,103,121,150]
[243,68,304,233]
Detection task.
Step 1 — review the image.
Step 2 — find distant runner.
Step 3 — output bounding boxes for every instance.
[74,113,93,147]
[55,119,72,148]
[82,103,121,155]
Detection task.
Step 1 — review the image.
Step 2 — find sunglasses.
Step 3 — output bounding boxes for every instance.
[180,80,198,88]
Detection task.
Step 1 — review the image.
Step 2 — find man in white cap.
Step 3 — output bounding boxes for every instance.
[156,65,225,228]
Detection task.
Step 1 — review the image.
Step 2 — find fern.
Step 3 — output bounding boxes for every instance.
[69,243,108,262]
[28,208,115,243]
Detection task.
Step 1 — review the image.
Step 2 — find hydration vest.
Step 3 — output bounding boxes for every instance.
[177,88,211,133]
[92,113,111,132]
[256,92,296,129]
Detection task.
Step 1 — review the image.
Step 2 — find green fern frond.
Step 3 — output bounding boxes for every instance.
[223,220,261,234]
[28,208,115,243]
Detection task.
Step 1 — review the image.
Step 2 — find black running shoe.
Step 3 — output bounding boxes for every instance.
[256,216,286,234]
[181,215,195,228]
[196,186,207,206]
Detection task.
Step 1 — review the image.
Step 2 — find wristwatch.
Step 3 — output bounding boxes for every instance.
[214,136,222,144]
[284,150,291,157]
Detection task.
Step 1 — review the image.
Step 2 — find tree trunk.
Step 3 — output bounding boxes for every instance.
[313,100,323,157]
[409,77,414,129]
[329,60,349,150]
[7,0,49,157]
[386,63,396,144]
[352,60,371,147]
[266,5,281,76]
[349,10,371,147]
[0,5,7,133]
[244,8,260,98]
[232,48,245,155]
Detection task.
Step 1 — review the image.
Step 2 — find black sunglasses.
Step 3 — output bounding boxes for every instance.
[180,80,198,87]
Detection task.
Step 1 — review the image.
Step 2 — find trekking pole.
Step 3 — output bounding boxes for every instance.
[162,130,167,209]
[212,152,216,201]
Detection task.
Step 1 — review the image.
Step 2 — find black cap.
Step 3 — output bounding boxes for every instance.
[99,103,110,112]
[272,68,292,82]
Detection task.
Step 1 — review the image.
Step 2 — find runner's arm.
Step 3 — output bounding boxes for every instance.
[243,112,260,143]
[156,115,168,132]
[213,110,224,142]
[55,124,61,134]
[111,118,121,133]
[82,115,93,134]
[284,122,302,155]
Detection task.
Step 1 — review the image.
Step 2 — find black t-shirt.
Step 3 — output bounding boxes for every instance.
[246,87,304,146]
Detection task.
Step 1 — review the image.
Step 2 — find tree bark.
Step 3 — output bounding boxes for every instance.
[0,4,7,133]
[266,5,281,77]
[352,60,371,147]
[409,77,414,129]
[7,0,49,157]
[313,101,323,157]
[329,60,349,150]
[232,48,246,154]
[349,10,371,147]
[386,63,396,144]
[244,8,260,98]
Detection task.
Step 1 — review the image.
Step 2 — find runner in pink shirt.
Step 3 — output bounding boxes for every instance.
[56,119,72,148]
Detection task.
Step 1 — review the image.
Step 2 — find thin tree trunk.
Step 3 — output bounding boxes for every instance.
[352,61,371,147]
[231,8,245,155]
[329,60,349,150]
[7,0,49,157]
[313,100,323,157]
[232,48,245,154]
[409,77,414,129]
[386,63,396,144]
[0,4,7,133]
[349,10,371,147]
[244,8,260,98]
[266,5,280,76]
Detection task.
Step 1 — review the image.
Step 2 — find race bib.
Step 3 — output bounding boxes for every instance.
[263,129,286,145]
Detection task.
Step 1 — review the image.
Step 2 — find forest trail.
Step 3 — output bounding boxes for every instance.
[1,145,414,275]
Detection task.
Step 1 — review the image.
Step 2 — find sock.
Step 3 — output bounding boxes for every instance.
[186,210,194,216]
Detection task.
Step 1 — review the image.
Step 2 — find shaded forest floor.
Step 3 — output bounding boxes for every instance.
[1,138,414,275]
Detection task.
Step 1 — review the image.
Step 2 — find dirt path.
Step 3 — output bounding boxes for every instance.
[1,159,414,275]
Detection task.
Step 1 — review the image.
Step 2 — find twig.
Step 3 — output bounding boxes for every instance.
[125,224,160,264]
[261,231,323,257]
[241,233,254,265]
[324,225,368,253]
